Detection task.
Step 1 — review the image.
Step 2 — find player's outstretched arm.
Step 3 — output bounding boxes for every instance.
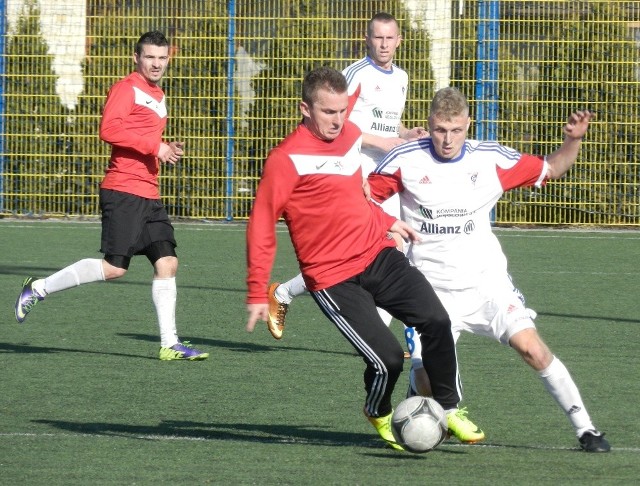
[546,110,593,179]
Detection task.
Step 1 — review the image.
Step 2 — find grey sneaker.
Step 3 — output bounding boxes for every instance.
[15,277,44,323]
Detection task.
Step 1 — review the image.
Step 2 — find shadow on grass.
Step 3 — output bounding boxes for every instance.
[33,418,397,452]
[118,333,359,357]
[0,334,356,359]
[538,312,640,324]
[0,342,152,359]
[0,265,70,278]
[32,418,571,454]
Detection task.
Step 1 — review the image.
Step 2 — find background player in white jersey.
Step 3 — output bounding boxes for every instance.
[267,12,428,338]
[367,86,610,453]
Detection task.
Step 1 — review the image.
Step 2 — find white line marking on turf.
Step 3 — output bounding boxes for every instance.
[1,432,639,452]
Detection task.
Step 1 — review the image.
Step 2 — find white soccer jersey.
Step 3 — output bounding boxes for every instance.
[369,139,548,289]
[343,56,408,175]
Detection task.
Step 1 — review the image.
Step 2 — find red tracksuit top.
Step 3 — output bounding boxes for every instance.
[99,72,168,199]
[246,120,397,303]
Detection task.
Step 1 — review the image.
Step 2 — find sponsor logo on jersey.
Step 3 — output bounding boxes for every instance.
[370,122,399,134]
[419,219,475,235]
[419,175,431,184]
[133,87,167,118]
[419,205,471,219]
[419,206,433,219]
[370,107,401,121]
[290,142,361,176]
[419,222,461,234]
[429,208,472,218]
[463,220,475,234]
[470,172,478,186]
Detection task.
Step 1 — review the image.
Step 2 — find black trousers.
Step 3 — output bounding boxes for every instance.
[310,247,460,417]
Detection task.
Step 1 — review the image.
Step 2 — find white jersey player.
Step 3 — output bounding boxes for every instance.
[367,86,610,453]
[343,56,409,178]
[266,12,427,338]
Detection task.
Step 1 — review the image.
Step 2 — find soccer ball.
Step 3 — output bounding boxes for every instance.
[391,396,448,453]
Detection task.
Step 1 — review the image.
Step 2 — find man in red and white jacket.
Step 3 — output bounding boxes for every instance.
[245,66,480,451]
[14,31,208,361]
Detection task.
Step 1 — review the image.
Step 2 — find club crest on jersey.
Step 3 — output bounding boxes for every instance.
[470,172,478,185]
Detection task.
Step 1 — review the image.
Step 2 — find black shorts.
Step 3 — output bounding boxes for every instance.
[310,248,459,413]
[99,188,176,258]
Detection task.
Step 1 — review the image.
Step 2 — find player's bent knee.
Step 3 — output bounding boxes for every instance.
[511,330,553,370]
[103,255,130,279]
[413,312,451,337]
[386,349,405,375]
[144,240,177,265]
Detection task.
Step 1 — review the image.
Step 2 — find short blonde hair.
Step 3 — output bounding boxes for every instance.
[430,87,469,121]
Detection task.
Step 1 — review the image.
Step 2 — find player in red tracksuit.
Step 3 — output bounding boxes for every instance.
[14,31,207,361]
[266,12,429,340]
[245,66,480,450]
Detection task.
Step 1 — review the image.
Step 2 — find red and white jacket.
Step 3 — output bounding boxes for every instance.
[100,72,168,199]
[246,120,397,303]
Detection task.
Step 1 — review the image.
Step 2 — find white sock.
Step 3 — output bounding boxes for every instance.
[275,273,307,304]
[152,277,179,348]
[40,258,105,295]
[539,356,595,436]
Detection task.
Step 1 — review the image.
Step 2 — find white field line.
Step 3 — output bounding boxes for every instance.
[1,431,639,452]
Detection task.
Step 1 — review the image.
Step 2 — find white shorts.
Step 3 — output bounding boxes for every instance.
[405,272,537,367]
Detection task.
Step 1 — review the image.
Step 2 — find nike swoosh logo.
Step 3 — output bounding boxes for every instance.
[316,160,328,169]
[145,100,153,104]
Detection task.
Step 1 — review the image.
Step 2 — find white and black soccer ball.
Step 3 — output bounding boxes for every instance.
[391,396,448,453]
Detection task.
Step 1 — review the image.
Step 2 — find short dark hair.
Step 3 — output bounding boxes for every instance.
[367,12,399,37]
[135,31,169,56]
[301,66,348,105]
